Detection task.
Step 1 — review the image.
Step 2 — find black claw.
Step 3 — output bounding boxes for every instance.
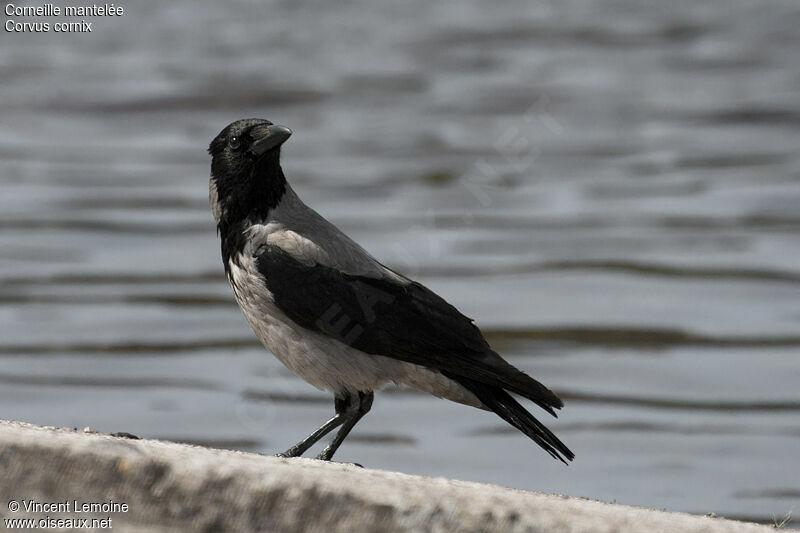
[319,459,364,468]
[111,432,140,440]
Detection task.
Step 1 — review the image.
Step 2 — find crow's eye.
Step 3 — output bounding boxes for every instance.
[229,136,241,151]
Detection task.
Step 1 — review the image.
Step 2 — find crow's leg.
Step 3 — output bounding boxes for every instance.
[316,391,373,461]
[276,391,359,458]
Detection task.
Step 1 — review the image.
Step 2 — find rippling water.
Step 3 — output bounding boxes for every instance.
[1,0,799,526]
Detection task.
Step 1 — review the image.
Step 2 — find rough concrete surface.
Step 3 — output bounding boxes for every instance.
[0,419,776,532]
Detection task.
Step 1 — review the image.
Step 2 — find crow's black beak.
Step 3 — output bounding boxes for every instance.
[250,124,292,155]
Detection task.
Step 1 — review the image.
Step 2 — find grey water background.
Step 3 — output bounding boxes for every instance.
[2,0,799,525]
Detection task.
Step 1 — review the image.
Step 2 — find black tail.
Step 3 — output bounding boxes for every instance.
[445,373,575,463]
[479,351,564,416]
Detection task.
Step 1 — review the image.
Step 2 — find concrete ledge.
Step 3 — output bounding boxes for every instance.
[0,419,774,532]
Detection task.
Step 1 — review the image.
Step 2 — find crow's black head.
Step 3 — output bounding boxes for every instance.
[208,118,292,225]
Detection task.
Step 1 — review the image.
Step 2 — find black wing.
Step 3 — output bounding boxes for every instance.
[256,245,566,411]
[257,245,574,462]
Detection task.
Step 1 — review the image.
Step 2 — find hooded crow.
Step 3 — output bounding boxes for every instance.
[208,118,574,463]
